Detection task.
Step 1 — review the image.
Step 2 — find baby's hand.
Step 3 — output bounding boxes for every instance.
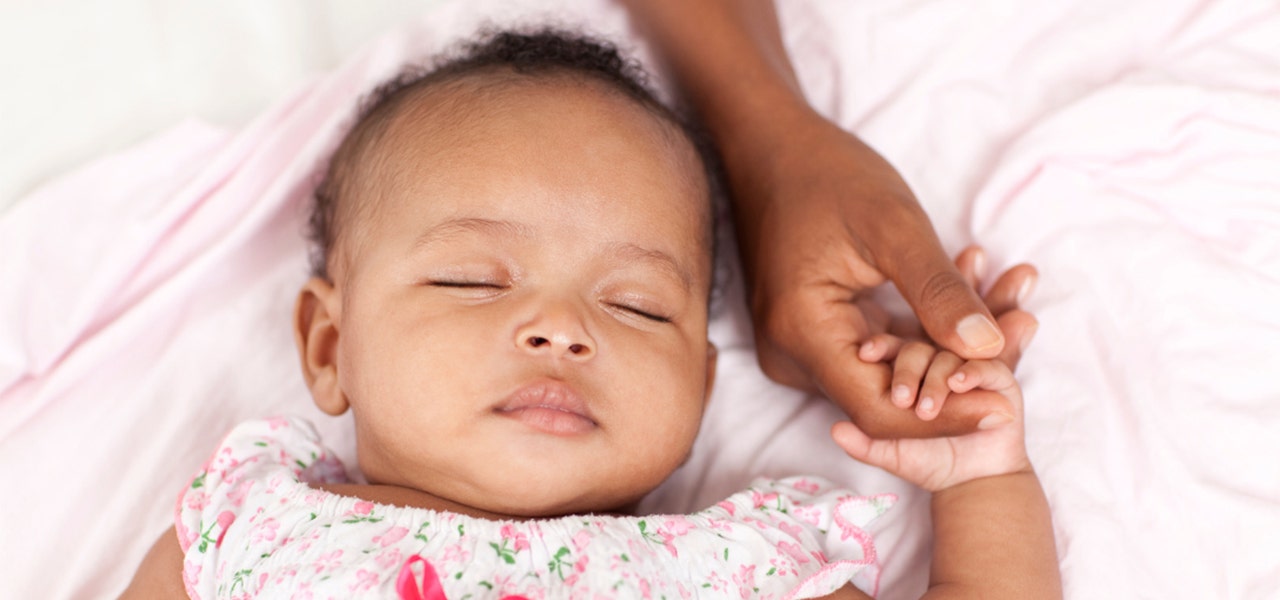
[831,351,1031,492]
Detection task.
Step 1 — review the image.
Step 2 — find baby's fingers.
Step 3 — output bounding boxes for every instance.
[858,333,906,363]
[891,342,936,408]
[917,351,962,420]
[948,360,1018,396]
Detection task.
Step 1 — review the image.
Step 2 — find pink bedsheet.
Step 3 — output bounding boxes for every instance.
[2,0,1278,597]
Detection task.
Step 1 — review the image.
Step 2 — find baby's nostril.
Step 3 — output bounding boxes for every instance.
[528,336,549,348]
[569,343,586,354]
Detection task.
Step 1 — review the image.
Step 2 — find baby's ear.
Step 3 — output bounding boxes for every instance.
[294,278,349,415]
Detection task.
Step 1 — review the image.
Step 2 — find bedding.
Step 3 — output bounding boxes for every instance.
[2,0,1278,598]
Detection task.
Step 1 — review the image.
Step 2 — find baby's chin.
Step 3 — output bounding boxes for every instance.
[447,474,658,519]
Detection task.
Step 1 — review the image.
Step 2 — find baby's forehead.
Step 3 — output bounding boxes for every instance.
[374,71,686,167]
[338,70,710,245]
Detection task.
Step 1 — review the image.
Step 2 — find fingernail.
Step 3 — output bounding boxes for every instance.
[892,385,910,406]
[1020,322,1040,353]
[957,314,1002,352]
[1017,274,1038,305]
[919,397,935,414]
[973,248,987,278]
[978,413,1013,430]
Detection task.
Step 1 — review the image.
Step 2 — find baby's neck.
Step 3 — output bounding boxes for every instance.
[315,483,520,520]
[313,483,634,521]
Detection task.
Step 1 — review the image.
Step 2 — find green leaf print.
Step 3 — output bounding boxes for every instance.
[415,522,431,543]
[547,546,574,580]
[637,520,664,545]
[190,473,206,490]
[490,540,517,565]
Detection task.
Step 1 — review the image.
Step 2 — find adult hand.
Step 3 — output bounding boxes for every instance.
[729,112,1038,438]
[619,0,1037,438]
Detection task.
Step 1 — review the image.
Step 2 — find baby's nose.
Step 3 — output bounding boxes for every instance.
[522,334,593,358]
[516,306,596,361]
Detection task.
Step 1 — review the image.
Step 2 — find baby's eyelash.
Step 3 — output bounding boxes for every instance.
[619,305,672,323]
[429,281,504,289]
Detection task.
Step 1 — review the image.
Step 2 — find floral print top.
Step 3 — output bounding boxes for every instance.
[175,418,896,599]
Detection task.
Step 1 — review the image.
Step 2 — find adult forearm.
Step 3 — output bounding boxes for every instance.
[927,471,1062,598]
[621,0,814,162]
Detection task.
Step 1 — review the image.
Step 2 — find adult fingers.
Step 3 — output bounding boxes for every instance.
[983,263,1038,316]
[953,245,987,291]
[993,309,1039,371]
[815,347,1009,439]
[883,238,1005,360]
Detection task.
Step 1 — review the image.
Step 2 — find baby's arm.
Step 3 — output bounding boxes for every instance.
[833,357,1061,598]
[118,526,186,599]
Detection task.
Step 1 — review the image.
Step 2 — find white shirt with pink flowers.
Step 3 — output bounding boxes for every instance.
[175,418,895,600]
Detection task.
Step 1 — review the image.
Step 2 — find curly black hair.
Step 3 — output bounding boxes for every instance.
[308,28,721,281]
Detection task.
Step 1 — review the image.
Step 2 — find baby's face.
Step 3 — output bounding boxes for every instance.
[302,78,715,517]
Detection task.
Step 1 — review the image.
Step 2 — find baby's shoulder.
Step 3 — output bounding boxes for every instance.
[173,417,350,552]
[712,476,898,535]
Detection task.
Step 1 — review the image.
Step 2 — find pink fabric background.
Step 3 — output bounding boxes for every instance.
[2,0,1278,597]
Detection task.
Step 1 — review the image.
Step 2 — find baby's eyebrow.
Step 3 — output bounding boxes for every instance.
[411,217,532,251]
[605,241,693,292]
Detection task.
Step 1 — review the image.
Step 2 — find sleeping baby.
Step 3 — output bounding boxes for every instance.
[123,29,1058,599]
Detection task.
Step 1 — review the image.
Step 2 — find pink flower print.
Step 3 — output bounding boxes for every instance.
[501,524,532,552]
[775,540,811,564]
[301,490,326,506]
[793,504,823,527]
[638,578,653,599]
[375,548,403,571]
[289,582,314,600]
[777,520,803,539]
[703,571,727,592]
[267,416,289,430]
[570,530,591,553]
[353,501,374,516]
[662,517,692,537]
[257,572,270,589]
[768,557,797,578]
[273,567,298,585]
[349,569,379,592]
[703,518,733,534]
[215,511,236,548]
[717,500,737,516]
[750,490,779,510]
[182,563,203,599]
[440,543,470,564]
[185,490,210,511]
[250,517,280,544]
[213,447,240,472]
[574,554,590,575]
[373,525,408,547]
[312,549,343,574]
[732,564,757,599]
[791,478,820,494]
[227,479,255,508]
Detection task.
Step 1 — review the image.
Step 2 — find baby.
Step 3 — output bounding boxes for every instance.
[124,29,1058,599]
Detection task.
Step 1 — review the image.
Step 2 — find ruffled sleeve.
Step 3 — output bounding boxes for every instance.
[173,417,350,599]
[743,476,897,599]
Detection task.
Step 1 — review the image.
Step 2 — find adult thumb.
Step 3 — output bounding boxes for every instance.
[892,247,1004,359]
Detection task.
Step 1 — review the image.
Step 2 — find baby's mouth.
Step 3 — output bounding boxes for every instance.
[494,379,597,436]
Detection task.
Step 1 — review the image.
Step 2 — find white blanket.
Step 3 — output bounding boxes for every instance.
[2,0,1278,598]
